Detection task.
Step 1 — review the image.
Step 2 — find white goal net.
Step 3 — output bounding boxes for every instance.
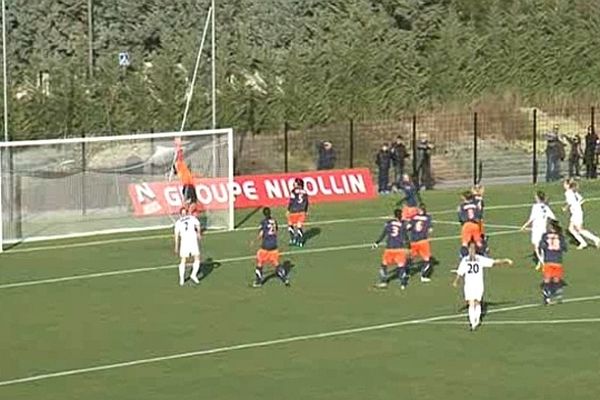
[0,129,234,250]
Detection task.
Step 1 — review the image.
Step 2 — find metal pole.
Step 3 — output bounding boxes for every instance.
[533,109,537,184]
[81,133,87,215]
[2,0,8,142]
[349,118,354,168]
[180,6,212,132]
[87,0,94,78]
[284,121,289,172]
[473,112,478,185]
[211,0,216,129]
[412,115,417,177]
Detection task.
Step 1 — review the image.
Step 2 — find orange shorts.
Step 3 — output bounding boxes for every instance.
[287,212,306,227]
[256,249,280,267]
[479,220,485,234]
[410,240,431,260]
[461,221,482,245]
[543,263,564,280]
[402,206,419,221]
[382,249,408,267]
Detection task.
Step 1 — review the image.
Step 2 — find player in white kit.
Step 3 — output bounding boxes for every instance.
[453,241,513,331]
[520,191,556,269]
[562,179,600,249]
[174,207,202,286]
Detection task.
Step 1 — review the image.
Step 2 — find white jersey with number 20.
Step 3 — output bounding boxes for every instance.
[456,255,495,301]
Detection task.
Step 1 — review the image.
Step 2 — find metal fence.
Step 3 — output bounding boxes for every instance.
[234,107,600,188]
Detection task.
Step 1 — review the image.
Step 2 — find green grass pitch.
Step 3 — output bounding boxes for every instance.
[2,181,600,399]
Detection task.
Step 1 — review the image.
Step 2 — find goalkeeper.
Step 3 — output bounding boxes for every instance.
[173,139,201,214]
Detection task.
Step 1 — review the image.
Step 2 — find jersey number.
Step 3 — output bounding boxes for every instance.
[267,223,277,235]
[390,225,400,237]
[414,221,424,232]
[184,221,189,231]
[546,236,560,251]
[467,263,480,274]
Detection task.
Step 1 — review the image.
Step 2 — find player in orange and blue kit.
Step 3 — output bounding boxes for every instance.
[287,178,309,247]
[458,191,483,258]
[408,204,433,283]
[372,208,410,289]
[397,174,420,221]
[472,185,485,233]
[254,207,290,287]
[539,220,568,305]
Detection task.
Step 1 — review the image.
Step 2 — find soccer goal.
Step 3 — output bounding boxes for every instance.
[0,128,234,250]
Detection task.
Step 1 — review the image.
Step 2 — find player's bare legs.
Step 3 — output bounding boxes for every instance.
[178,257,187,286]
[571,222,600,249]
[190,255,201,284]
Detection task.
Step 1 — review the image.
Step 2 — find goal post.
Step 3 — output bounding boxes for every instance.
[0,128,234,250]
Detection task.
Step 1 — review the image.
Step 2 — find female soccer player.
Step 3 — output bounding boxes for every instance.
[563,179,600,249]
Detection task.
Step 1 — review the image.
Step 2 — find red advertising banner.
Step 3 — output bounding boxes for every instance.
[128,168,376,216]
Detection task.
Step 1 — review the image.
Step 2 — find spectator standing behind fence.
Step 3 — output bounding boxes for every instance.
[316,141,336,170]
[545,125,565,182]
[416,135,434,190]
[375,143,392,194]
[584,126,598,179]
[390,136,409,189]
[566,134,583,178]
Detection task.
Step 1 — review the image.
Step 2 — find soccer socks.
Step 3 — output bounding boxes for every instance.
[275,265,290,284]
[254,267,264,285]
[569,227,587,246]
[178,261,186,286]
[288,226,295,243]
[459,246,469,258]
[474,303,482,326]
[468,304,477,328]
[191,260,201,282]
[296,228,304,246]
[421,260,432,278]
[379,265,388,282]
[580,229,600,244]
[396,266,409,287]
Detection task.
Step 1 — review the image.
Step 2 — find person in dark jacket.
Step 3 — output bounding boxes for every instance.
[416,135,434,189]
[317,141,336,170]
[375,143,392,194]
[566,134,583,178]
[545,125,563,182]
[584,126,598,179]
[390,136,409,189]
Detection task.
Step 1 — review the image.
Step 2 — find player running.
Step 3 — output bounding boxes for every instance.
[254,207,290,288]
[372,208,410,289]
[287,178,309,247]
[563,179,600,249]
[520,191,556,268]
[458,191,483,257]
[174,207,202,286]
[397,174,420,221]
[407,204,433,283]
[453,241,513,331]
[539,220,568,305]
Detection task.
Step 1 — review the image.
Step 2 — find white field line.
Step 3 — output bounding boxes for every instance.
[425,318,600,326]
[0,229,521,290]
[0,294,598,388]
[7,196,598,255]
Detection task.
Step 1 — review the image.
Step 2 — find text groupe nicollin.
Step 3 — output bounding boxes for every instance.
[135,174,368,205]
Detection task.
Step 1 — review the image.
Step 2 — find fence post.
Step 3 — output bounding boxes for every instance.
[412,115,417,177]
[284,121,289,173]
[473,112,478,185]
[349,118,354,168]
[82,133,87,215]
[533,109,537,184]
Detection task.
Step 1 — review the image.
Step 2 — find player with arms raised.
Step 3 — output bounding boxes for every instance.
[287,178,309,247]
[372,208,410,289]
[254,207,290,287]
[174,207,202,286]
[453,241,513,331]
[520,191,556,269]
[173,138,202,216]
[458,191,483,257]
[472,184,485,232]
[539,220,568,305]
[563,179,600,249]
[408,204,434,283]
[397,174,420,221]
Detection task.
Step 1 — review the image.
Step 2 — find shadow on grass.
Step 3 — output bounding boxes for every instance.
[261,260,295,285]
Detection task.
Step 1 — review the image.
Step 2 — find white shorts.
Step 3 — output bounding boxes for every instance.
[531,229,544,247]
[570,211,583,227]
[179,240,200,258]
[464,284,484,302]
